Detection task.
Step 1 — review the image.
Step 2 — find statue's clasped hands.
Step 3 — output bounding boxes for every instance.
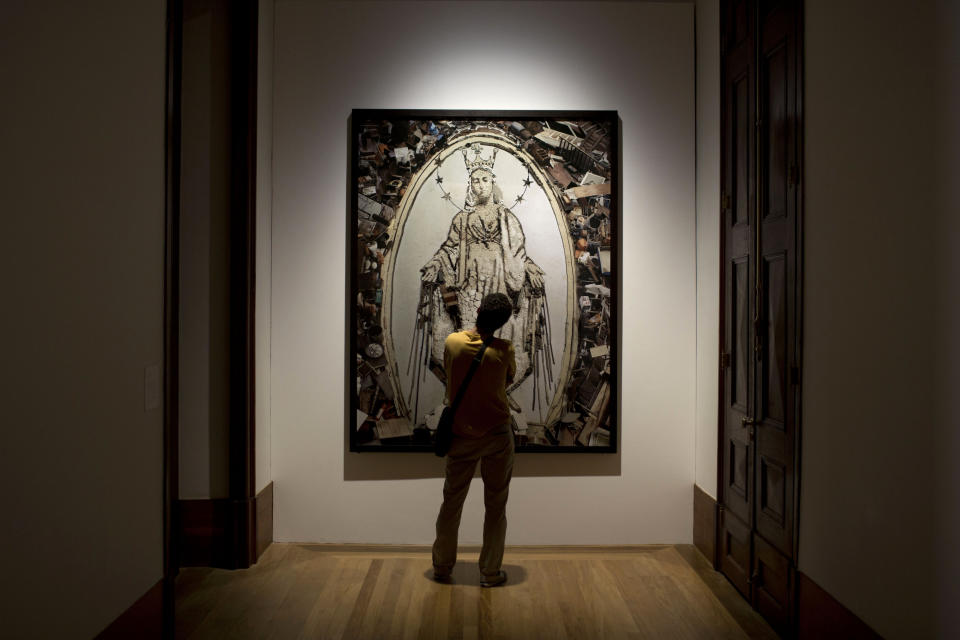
[421,261,442,285]
[525,262,545,292]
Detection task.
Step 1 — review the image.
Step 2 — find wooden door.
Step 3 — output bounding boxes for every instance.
[719,0,756,600]
[719,0,802,633]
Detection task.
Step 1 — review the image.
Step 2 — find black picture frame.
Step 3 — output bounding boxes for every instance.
[348,110,620,453]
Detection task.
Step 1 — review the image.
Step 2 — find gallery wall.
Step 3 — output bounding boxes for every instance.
[269,0,697,544]
[0,1,166,636]
[800,1,960,637]
[256,0,275,495]
[694,0,720,497]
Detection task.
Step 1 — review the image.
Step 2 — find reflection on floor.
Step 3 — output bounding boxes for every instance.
[176,544,778,639]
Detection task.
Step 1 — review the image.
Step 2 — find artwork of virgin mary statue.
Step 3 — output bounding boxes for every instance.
[413,144,553,400]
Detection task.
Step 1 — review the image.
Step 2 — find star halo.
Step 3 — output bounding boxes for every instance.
[433,143,535,214]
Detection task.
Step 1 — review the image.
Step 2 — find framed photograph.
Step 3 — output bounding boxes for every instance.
[349,110,619,452]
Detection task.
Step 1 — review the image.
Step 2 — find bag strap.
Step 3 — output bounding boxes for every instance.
[448,335,494,416]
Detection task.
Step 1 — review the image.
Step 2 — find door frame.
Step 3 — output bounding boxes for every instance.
[162,0,261,624]
[162,0,183,631]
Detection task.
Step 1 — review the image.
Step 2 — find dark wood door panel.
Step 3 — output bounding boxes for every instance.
[759,0,799,229]
[721,3,753,234]
[731,440,749,500]
[758,453,786,529]
[733,72,752,225]
[731,258,751,412]
[724,254,753,529]
[756,438,792,553]
[760,252,787,426]
[719,509,752,598]
[730,224,752,261]
[758,0,790,18]
[760,36,790,222]
[727,0,751,49]
[726,436,752,522]
[753,533,793,635]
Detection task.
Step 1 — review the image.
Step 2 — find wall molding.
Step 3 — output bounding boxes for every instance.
[693,484,717,565]
[178,481,273,569]
[796,571,881,639]
[177,497,251,569]
[256,482,274,559]
[178,498,232,568]
[95,579,163,639]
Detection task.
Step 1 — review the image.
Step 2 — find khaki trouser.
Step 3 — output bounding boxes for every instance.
[432,426,514,576]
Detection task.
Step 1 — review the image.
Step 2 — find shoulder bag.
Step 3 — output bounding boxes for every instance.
[434,336,493,457]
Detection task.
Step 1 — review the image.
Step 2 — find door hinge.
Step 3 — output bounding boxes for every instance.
[720,352,731,369]
[721,193,731,211]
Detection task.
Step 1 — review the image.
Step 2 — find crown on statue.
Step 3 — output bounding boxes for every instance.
[461,145,497,175]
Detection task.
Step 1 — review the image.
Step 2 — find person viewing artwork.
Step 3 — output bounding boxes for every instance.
[414,144,554,410]
[432,292,517,587]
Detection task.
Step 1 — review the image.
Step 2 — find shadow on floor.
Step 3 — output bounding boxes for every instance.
[423,563,528,588]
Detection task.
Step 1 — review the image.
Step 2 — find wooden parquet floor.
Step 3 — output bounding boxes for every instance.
[175,544,779,639]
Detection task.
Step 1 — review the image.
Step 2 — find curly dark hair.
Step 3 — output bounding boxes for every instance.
[475,293,513,332]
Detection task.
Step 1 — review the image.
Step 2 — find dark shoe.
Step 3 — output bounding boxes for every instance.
[480,570,507,588]
[433,567,452,583]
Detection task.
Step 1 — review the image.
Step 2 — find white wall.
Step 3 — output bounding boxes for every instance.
[801,1,960,637]
[0,1,165,637]
[256,0,275,495]
[270,1,697,544]
[694,0,720,497]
